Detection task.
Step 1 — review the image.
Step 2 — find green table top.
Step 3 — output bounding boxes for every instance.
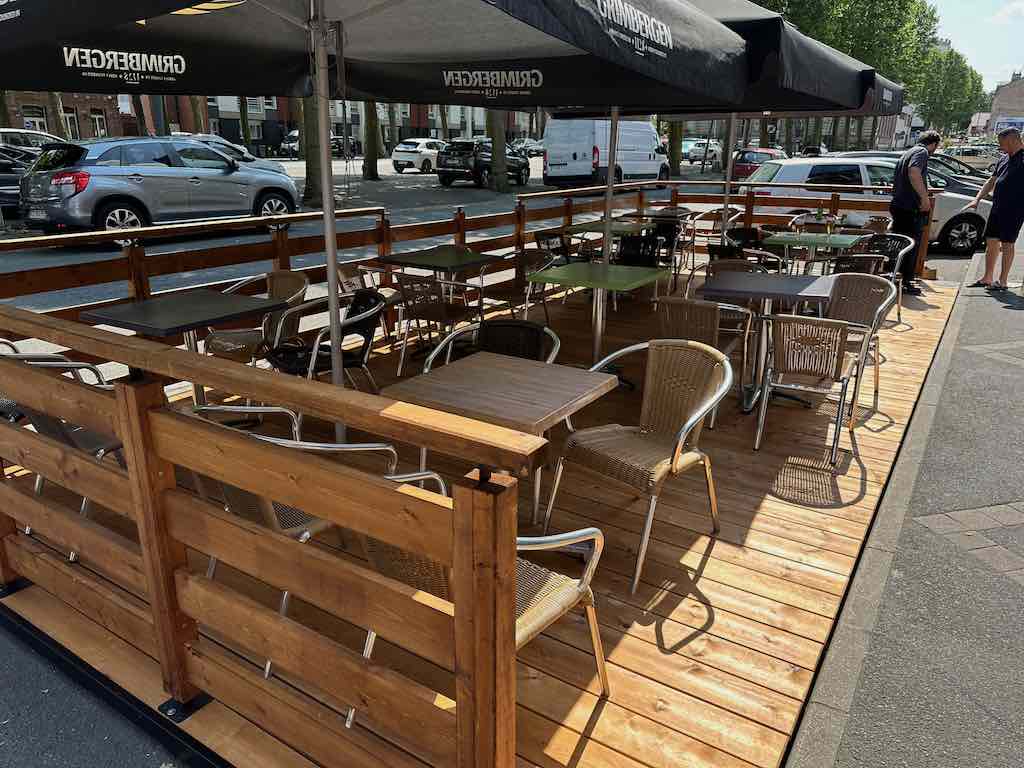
[560,219,651,237]
[528,263,667,291]
[379,244,501,272]
[762,232,866,249]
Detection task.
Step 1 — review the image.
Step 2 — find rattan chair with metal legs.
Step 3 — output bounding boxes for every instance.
[543,340,733,594]
[754,315,855,465]
[824,274,897,429]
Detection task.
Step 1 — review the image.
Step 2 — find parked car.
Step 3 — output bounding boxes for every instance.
[743,156,991,255]
[542,118,668,187]
[513,138,545,157]
[731,147,788,179]
[680,137,701,157]
[0,128,64,156]
[173,132,289,175]
[835,150,986,189]
[437,138,531,188]
[391,138,446,174]
[0,147,31,213]
[941,145,996,171]
[688,139,722,165]
[19,136,299,234]
[281,130,300,158]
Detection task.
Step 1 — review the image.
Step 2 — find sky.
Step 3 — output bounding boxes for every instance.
[933,0,1024,91]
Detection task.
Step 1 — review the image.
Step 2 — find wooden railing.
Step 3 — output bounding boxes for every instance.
[0,303,535,768]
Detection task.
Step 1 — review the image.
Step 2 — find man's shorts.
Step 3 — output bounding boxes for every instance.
[984,206,1024,244]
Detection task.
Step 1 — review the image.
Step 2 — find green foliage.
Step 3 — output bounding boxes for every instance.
[915,47,988,132]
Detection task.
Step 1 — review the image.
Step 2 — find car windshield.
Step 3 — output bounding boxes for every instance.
[746,162,783,183]
[33,145,86,172]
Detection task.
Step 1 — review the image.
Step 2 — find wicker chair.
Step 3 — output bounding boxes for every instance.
[850,233,915,324]
[658,297,752,427]
[543,340,733,594]
[754,316,855,464]
[395,273,482,376]
[685,258,766,300]
[205,271,309,364]
[825,274,897,429]
[475,249,556,324]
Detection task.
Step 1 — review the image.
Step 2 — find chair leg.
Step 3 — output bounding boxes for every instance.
[396,315,412,377]
[897,280,903,325]
[531,466,543,526]
[541,295,550,326]
[263,589,291,679]
[584,602,611,697]
[848,363,864,431]
[542,458,564,535]
[754,374,772,451]
[708,404,718,430]
[702,455,720,534]
[346,630,378,728]
[872,337,881,410]
[832,379,850,465]
[34,474,44,496]
[205,556,218,580]
[361,365,380,394]
[632,495,659,594]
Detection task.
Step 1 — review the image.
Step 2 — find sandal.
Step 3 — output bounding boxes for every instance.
[991,282,1008,291]
[969,279,991,288]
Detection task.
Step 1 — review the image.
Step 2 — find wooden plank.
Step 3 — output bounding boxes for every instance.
[115,378,199,703]
[0,421,134,519]
[524,205,565,224]
[0,480,147,594]
[0,586,321,768]
[0,505,16,585]
[465,212,517,231]
[164,489,456,670]
[0,305,545,474]
[0,257,131,300]
[391,219,458,243]
[467,234,518,253]
[150,409,456,565]
[0,357,120,439]
[3,534,156,656]
[177,570,456,766]
[144,241,277,280]
[453,471,518,768]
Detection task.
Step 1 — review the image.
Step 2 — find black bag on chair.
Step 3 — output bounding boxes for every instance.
[257,337,332,378]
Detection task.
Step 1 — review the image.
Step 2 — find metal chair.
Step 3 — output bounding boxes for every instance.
[850,233,915,324]
[205,271,309,364]
[741,247,787,273]
[789,212,840,232]
[754,315,855,465]
[338,262,404,341]
[543,340,733,594]
[475,249,556,324]
[824,274,897,429]
[658,297,753,427]
[725,226,763,249]
[864,215,892,234]
[533,231,571,264]
[394,273,482,376]
[685,258,767,300]
[686,207,743,269]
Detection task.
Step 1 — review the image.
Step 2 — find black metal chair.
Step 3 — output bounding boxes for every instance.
[850,233,915,324]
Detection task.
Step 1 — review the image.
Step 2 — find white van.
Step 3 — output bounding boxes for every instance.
[542,118,669,187]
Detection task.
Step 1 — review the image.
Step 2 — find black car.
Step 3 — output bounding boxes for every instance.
[0,148,30,213]
[437,138,531,188]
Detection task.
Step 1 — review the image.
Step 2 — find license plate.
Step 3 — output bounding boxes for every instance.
[28,207,47,221]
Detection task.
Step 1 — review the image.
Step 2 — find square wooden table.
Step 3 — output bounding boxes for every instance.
[383,351,617,521]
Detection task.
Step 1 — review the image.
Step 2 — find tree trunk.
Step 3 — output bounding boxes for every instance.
[759,118,771,150]
[667,121,684,178]
[537,108,546,139]
[48,93,68,139]
[486,110,510,193]
[362,100,381,181]
[238,97,252,148]
[130,95,147,135]
[386,103,397,153]
[296,97,305,160]
[868,117,881,151]
[302,94,322,208]
[188,95,205,133]
[438,105,449,140]
[0,92,11,129]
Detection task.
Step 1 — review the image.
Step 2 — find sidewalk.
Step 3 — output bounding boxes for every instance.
[787,252,1024,768]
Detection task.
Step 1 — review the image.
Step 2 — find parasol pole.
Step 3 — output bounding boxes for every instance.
[721,111,738,244]
[595,105,620,363]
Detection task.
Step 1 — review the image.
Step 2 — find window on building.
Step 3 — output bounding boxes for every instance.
[209,118,220,135]
[246,97,261,114]
[207,96,217,107]
[63,107,80,140]
[263,97,277,110]
[250,123,263,140]
[89,109,107,138]
[22,105,47,132]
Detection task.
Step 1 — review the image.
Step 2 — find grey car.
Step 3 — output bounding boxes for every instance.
[20,136,299,234]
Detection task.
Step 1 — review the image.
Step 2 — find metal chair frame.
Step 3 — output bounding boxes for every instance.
[852,233,915,324]
[394,273,484,377]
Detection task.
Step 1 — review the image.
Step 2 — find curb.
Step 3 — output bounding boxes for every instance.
[784,256,979,767]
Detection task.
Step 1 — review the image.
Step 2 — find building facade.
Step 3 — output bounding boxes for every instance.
[991,73,1024,134]
[2,91,121,140]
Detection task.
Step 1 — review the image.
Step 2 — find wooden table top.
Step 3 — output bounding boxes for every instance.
[382,352,617,435]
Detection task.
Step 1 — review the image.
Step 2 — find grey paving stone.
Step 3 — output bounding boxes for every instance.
[785,702,847,768]
[1007,570,1024,587]
[992,503,1024,525]
[970,545,1024,572]
[983,524,1024,558]
[943,530,996,550]
[913,513,964,533]
[945,508,1004,530]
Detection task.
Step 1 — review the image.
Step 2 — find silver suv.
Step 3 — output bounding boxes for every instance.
[20,136,298,233]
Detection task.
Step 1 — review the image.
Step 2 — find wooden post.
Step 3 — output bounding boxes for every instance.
[0,505,17,588]
[271,225,291,271]
[454,207,467,246]
[829,192,841,217]
[562,196,573,227]
[116,378,199,704]
[514,201,526,256]
[452,470,517,768]
[125,242,151,300]
[744,188,755,229]
[671,186,680,205]
[636,188,646,214]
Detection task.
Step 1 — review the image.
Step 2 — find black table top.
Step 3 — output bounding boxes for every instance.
[81,289,288,337]
[699,273,836,304]
[378,244,501,272]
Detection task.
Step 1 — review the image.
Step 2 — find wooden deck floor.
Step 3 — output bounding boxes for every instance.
[1,279,957,768]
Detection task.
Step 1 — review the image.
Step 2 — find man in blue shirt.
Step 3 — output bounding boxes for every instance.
[966,127,1024,290]
[890,130,941,295]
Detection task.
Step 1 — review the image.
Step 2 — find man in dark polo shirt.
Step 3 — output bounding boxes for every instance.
[966,127,1024,290]
[889,130,941,295]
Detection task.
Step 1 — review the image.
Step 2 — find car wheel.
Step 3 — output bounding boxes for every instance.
[255,191,294,217]
[393,163,402,174]
[96,200,147,247]
[420,159,432,174]
[438,173,454,187]
[940,213,984,255]
[476,167,491,189]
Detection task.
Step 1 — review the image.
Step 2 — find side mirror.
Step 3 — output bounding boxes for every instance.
[227,159,239,172]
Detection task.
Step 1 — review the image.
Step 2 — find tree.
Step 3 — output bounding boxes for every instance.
[301,94,323,207]
[666,120,684,178]
[296,97,305,160]
[438,105,449,140]
[486,109,510,193]
[238,96,252,148]
[48,93,68,140]
[386,103,397,153]
[0,93,11,129]
[362,100,382,180]
[131,95,148,135]
[188,95,205,133]
[916,47,987,132]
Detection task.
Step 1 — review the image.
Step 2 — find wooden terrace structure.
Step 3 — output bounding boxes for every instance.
[0,182,954,768]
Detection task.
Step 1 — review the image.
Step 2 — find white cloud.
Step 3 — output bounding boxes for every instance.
[992,0,1024,22]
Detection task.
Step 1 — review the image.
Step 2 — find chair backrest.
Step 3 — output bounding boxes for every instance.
[534,231,568,259]
[864,215,892,234]
[476,319,557,362]
[395,272,447,319]
[707,242,744,261]
[265,270,310,341]
[639,340,729,449]
[854,233,915,280]
[519,248,556,277]
[826,273,896,328]
[337,263,368,293]
[341,288,387,364]
[726,226,763,248]
[790,212,838,231]
[658,298,720,347]
[616,233,660,268]
[708,258,764,277]
[828,253,886,275]
[769,316,849,380]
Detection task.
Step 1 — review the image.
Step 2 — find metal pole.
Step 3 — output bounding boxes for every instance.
[312,0,346,439]
[594,105,620,363]
[721,112,738,244]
